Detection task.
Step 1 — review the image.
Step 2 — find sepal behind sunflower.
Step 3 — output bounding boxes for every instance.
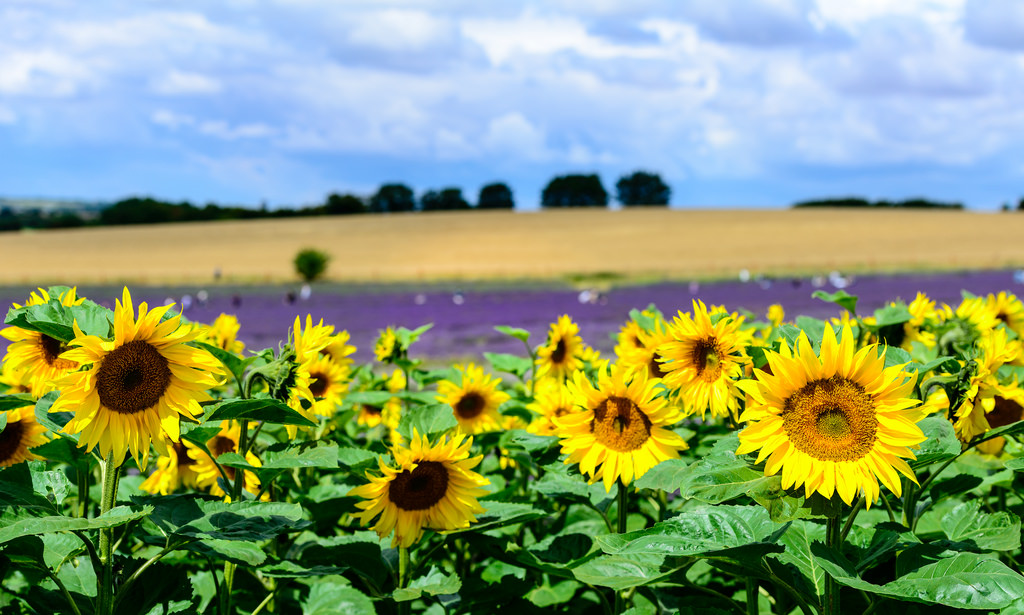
[246,345,300,402]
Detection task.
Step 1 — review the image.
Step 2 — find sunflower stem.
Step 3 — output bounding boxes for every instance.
[96,452,121,615]
[221,561,237,615]
[824,514,842,615]
[745,578,759,615]
[839,495,863,543]
[614,480,629,614]
[397,546,411,615]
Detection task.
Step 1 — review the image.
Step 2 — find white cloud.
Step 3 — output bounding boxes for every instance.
[481,112,549,160]
[198,120,275,140]
[0,106,15,124]
[151,70,222,95]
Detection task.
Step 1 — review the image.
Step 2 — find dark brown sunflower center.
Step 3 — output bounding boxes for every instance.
[362,404,383,416]
[0,420,26,464]
[632,335,643,347]
[389,461,449,511]
[38,335,77,370]
[692,338,722,381]
[553,405,571,418]
[782,375,878,462]
[591,396,651,452]
[648,356,667,379]
[309,373,328,397]
[173,440,194,469]
[209,436,237,480]
[455,392,486,419]
[95,340,173,415]
[551,339,567,364]
[988,396,1023,429]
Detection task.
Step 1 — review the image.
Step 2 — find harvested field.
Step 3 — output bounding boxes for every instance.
[0,208,1021,285]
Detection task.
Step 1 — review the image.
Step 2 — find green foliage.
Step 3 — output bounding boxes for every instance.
[420,187,470,211]
[293,247,330,282]
[369,182,415,213]
[477,182,515,209]
[616,171,670,206]
[793,196,964,209]
[541,173,609,208]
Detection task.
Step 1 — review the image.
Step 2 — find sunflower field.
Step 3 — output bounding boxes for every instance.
[2,285,1024,615]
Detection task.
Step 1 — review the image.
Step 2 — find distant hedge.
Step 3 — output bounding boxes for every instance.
[793,197,964,210]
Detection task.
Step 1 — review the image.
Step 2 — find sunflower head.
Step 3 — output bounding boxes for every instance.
[0,405,49,467]
[436,363,510,434]
[53,288,223,468]
[535,315,584,381]
[737,324,925,507]
[375,327,400,363]
[557,363,687,491]
[348,430,490,548]
[656,300,750,420]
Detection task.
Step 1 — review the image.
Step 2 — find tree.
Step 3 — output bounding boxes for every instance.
[477,182,515,209]
[616,171,670,206]
[420,188,470,211]
[369,183,415,213]
[294,248,330,282]
[540,174,608,208]
[324,193,366,215]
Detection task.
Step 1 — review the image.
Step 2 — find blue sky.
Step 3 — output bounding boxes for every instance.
[3,0,1024,210]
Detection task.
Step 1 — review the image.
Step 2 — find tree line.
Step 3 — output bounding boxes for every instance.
[792,197,964,210]
[0,171,671,230]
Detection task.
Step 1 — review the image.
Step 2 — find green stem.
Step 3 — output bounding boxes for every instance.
[745,578,759,615]
[839,496,863,543]
[614,481,629,614]
[398,546,411,615]
[825,515,842,615]
[249,586,277,615]
[221,562,237,615]
[880,494,897,524]
[114,538,196,608]
[95,452,121,615]
[46,566,83,615]
[77,465,89,518]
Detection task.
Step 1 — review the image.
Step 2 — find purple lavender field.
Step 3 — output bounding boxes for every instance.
[4,269,1023,361]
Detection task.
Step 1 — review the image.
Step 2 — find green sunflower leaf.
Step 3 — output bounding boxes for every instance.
[396,403,457,441]
[393,566,461,602]
[772,520,828,599]
[136,495,307,542]
[0,394,34,413]
[4,298,111,342]
[494,325,531,343]
[941,500,1021,551]
[192,341,256,385]
[910,416,960,469]
[0,505,151,544]
[446,502,546,534]
[203,396,316,426]
[484,352,533,378]
[571,553,671,591]
[1007,457,1024,471]
[344,391,395,406]
[597,505,787,560]
[304,581,375,615]
[814,546,1024,610]
[812,290,858,316]
[872,304,913,328]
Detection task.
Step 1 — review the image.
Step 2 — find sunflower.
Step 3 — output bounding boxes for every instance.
[188,421,262,500]
[0,362,32,394]
[657,300,750,420]
[736,324,926,506]
[527,379,577,436]
[618,316,673,381]
[0,405,49,467]
[767,304,785,327]
[437,363,510,434]
[535,315,585,381]
[557,364,688,491]
[323,329,357,367]
[139,440,199,495]
[348,430,490,548]
[198,314,245,354]
[613,319,646,359]
[975,395,1024,456]
[987,291,1024,337]
[304,354,351,419]
[283,316,333,436]
[52,288,223,468]
[375,327,399,363]
[952,327,1024,442]
[1,287,85,398]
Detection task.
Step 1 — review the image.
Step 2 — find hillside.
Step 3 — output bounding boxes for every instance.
[0,208,1021,285]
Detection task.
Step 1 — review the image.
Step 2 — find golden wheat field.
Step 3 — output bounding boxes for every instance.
[1,208,1021,285]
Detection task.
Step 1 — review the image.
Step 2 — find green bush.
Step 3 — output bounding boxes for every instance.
[294,248,330,282]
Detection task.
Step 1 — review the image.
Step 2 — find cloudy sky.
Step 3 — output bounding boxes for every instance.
[3,0,1024,210]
